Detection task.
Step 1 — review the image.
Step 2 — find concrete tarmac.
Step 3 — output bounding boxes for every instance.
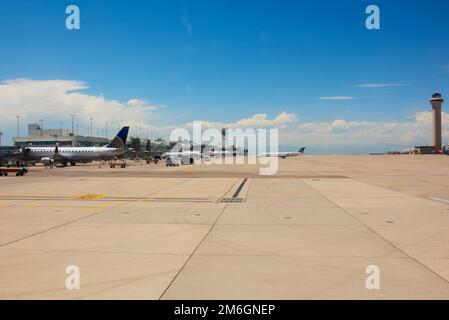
[1,155,449,299]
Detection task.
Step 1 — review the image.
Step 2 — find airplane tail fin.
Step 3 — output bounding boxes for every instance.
[107,127,129,149]
[299,147,305,154]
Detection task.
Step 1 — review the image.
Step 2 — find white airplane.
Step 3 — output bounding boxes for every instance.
[161,150,202,165]
[161,147,234,162]
[258,147,306,159]
[401,147,417,154]
[209,150,232,157]
[14,127,129,167]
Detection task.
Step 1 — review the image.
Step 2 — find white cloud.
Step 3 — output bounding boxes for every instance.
[236,112,297,128]
[0,79,163,141]
[195,112,298,130]
[154,111,448,151]
[286,112,449,148]
[0,78,301,143]
[1,78,446,152]
[126,99,164,111]
[318,96,356,100]
[353,83,409,88]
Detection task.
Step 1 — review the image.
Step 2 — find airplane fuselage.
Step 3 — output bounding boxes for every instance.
[162,151,202,159]
[258,148,305,158]
[258,152,301,158]
[20,146,123,163]
[14,126,130,166]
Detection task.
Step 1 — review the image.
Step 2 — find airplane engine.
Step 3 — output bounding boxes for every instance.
[40,157,54,166]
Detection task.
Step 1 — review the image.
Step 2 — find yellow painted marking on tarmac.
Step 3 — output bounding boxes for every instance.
[0,194,212,203]
[0,195,72,199]
[17,204,110,209]
[73,194,106,200]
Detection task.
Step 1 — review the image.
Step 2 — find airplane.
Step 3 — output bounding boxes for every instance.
[401,147,418,155]
[161,148,235,162]
[209,149,232,157]
[258,147,306,159]
[161,150,202,165]
[0,149,15,165]
[14,126,129,167]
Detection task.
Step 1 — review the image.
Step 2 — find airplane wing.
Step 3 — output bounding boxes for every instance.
[52,146,69,162]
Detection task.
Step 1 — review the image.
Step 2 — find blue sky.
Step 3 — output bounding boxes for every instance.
[0,0,448,152]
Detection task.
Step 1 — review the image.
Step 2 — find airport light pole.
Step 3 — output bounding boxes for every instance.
[106,121,108,139]
[0,132,3,146]
[70,114,75,135]
[39,119,43,137]
[90,118,93,137]
[16,115,20,138]
[221,128,226,157]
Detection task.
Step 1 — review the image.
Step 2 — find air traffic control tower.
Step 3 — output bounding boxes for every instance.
[430,92,444,151]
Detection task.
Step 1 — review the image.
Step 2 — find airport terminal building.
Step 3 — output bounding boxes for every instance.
[13,123,109,147]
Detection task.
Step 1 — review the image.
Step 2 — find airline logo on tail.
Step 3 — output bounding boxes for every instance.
[107,127,129,149]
